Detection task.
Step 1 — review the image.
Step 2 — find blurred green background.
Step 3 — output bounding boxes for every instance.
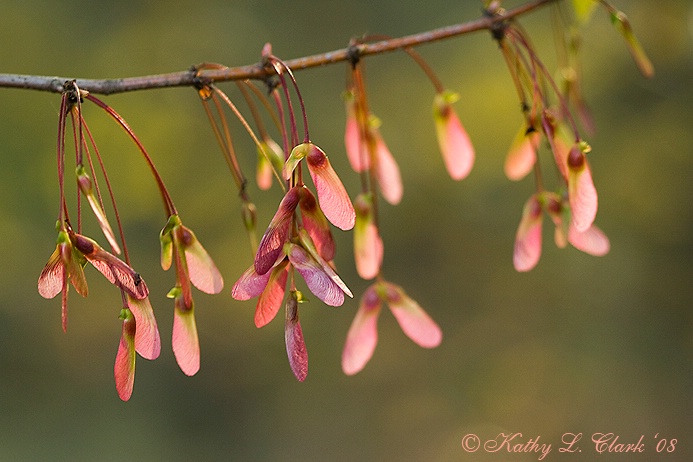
[0,0,691,460]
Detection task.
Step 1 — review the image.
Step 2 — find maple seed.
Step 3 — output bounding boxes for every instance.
[568,147,585,169]
[176,226,194,246]
[546,197,562,215]
[72,234,95,254]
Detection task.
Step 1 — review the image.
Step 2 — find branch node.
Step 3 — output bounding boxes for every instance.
[346,41,362,69]
[256,59,279,95]
[263,75,280,95]
[484,1,509,43]
[190,66,210,91]
[62,80,84,108]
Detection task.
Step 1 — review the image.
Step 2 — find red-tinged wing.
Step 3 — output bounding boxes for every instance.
[342,287,382,375]
[385,282,442,349]
[287,243,348,307]
[505,124,538,181]
[184,235,224,295]
[127,295,161,361]
[305,144,356,231]
[569,161,598,233]
[84,191,121,255]
[374,134,403,206]
[114,310,136,401]
[254,186,300,275]
[172,302,200,377]
[255,263,289,328]
[513,196,544,272]
[285,296,308,382]
[344,90,369,172]
[354,194,383,280]
[299,188,336,262]
[87,250,149,300]
[433,93,475,181]
[38,248,65,299]
[569,223,611,256]
[231,265,272,301]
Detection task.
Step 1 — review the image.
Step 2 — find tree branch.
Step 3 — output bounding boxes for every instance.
[0,0,557,95]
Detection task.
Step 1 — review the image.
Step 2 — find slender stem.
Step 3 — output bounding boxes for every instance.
[350,66,374,196]
[73,82,85,166]
[236,81,269,140]
[211,93,246,191]
[269,58,311,143]
[508,27,581,140]
[270,88,289,162]
[268,60,300,148]
[57,93,68,222]
[504,28,545,114]
[79,120,106,215]
[81,117,130,263]
[85,94,177,217]
[401,47,445,94]
[211,86,286,192]
[200,98,233,178]
[68,110,83,232]
[0,0,557,95]
[239,80,283,133]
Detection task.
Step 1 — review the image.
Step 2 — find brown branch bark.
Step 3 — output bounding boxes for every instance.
[0,0,557,95]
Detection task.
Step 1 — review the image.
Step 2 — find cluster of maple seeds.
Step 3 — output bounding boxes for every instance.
[36,1,652,400]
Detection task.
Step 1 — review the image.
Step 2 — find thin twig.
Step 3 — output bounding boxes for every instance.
[0,0,557,95]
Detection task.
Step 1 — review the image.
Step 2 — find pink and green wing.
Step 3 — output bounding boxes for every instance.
[342,287,382,375]
[114,308,137,401]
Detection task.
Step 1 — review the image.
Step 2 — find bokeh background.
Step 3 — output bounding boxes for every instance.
[0,0,691,460]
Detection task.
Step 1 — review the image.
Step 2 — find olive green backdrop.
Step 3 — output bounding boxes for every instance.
[0,0,690,460]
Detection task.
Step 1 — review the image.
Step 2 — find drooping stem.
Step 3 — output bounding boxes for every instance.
[81,115,131,263]
[56,92,68,223]
[350,65,376,199]
[201,92,245,192]
[266,58,300,149]
[68,109,83,231]
[236,81,269,140]
[237,80,283,134]
[265,55,311,144]
[270,89,289,161]
[505,26,581,141]
[211,86,286,193]
[85,94,177,217]
[498,39,531,119]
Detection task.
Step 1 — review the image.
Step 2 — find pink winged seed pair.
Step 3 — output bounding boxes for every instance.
[510,114,610,272]
[233,142,355,380]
